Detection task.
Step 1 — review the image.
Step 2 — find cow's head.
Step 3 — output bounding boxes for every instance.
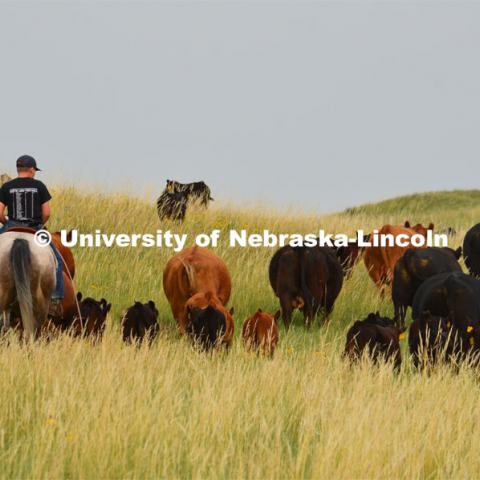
[145,300,159,321]
[186,305,228,351]
[363,311,397,329]
[139,300,160,339]
[344,320,371,361]
[251,308,281,324]
[133,300,159,327]
[185,292,233,350]
[404,221,434,237]
[166,179,176,193]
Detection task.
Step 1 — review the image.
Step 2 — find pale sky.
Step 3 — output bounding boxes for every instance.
[1,2,479,212]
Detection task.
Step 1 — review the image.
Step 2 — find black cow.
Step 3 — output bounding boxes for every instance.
[463,223,480,277]
[344,312,401,369]
[268,245,343,329]
[166,179,214,207]
[412,272,480,359]
[186,305,227,351]
[122,301,159,345]
[70,293,111,338]
[409,310,454,368]
[392,247,462,329]
[156,191,188,222]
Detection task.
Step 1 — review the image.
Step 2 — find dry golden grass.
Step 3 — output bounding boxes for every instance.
[1,187,479,479]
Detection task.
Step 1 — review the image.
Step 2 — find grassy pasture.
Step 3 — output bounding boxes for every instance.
[1,187,480,479]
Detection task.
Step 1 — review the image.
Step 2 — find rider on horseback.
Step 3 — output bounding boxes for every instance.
[0,155,64,318]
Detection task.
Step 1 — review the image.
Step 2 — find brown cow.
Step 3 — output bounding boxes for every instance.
[363,221,434,293]
[242,309,280,356]
[163,246,234,347]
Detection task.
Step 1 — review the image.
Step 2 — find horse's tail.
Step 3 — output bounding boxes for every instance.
[10,239,35,337]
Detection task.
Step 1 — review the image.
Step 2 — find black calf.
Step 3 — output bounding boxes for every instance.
[122,301,159,344]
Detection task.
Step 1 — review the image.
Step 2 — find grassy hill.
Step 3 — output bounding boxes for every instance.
[1,187,480,478]
[344,189,480,219]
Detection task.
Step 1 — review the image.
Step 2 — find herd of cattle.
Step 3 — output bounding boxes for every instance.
[338,222,480,369]
[152,219,480,369]
[19,218,480,371]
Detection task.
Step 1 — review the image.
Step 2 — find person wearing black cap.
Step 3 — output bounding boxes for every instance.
[0,155,64,317]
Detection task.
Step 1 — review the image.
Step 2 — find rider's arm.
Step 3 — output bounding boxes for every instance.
[0,202,6,224]
[41,202,51,225]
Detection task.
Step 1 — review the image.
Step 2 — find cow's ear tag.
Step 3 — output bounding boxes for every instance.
[467,326,474,333]
[399,332,406,341]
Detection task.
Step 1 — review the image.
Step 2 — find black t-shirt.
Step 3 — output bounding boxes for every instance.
[0,177,52,225]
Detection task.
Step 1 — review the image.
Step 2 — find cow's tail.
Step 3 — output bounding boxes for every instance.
[10,239,35,337]
[380,244,393,285]
[181,259,197,294]
[297,247,315,311]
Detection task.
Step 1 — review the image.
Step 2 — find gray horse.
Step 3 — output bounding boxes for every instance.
[0,232,56,340]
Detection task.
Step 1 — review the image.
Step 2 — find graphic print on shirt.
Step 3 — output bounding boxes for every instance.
[10,187,39,221]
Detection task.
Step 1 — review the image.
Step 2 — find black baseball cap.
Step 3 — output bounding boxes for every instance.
[16,155,41,171]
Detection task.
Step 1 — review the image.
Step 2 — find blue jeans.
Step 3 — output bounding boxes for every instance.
[0,220,64,300]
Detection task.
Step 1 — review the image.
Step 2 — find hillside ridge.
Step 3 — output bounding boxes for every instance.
[343,189,480,216]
